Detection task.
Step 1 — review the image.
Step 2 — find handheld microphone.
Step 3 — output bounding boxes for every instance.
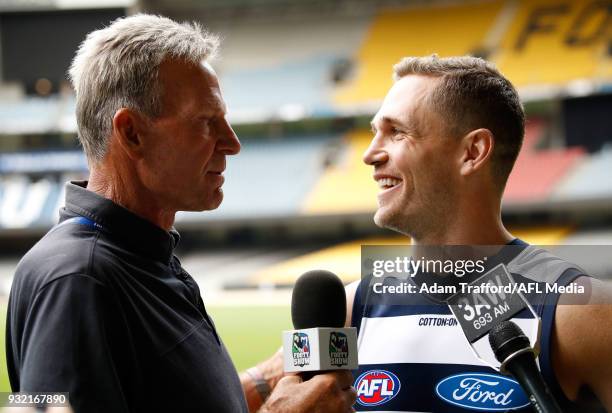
[489,321,562,413]
[447,263,542,370]
[283,270,358,373]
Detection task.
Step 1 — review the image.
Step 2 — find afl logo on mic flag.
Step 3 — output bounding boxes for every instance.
[435,373,530,411]
[355,370,401,406]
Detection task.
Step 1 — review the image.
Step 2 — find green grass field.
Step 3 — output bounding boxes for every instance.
[0,303,291,392]
[208,305,291,370]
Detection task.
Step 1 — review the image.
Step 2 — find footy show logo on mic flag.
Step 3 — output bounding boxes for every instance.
[329,331,349,367]
[292,332,311,367]
[283,327,358,372]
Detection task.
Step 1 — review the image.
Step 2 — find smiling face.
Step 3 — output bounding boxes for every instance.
[140,59,241,213]
[363,75,462,238]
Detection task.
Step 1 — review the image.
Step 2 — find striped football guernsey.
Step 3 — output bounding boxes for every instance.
[351,239,599,413]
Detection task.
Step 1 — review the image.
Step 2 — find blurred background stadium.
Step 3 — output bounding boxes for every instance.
[0,0,611,393]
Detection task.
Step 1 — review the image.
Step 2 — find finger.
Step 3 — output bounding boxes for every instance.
[308,370,353,391]
[277,374,302,387]
[331,370,354,389]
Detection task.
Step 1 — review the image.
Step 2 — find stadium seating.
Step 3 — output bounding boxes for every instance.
[334,0,612,106]
[0,97,62,134]
[0,176,61,229]
[0,136,341,229]
[552,145,612,201]
[496,0,612,87]
[0,118,609,231]
[249,235,408,286]
[302,129,378,215]
[214,14,372,119]
[248,226,574,287]
[178,135,336,222]
[0,1,610,231]
[0,150,87,174]
[504,119,586,202]
[334,1,505,105]
[1,125,604,230]
[219,55,338,120]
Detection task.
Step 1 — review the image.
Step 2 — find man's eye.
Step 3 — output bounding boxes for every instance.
[390,128,405,140]
[199,118,212,129]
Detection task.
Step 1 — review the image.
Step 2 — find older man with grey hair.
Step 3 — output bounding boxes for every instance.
[6,14,356,413]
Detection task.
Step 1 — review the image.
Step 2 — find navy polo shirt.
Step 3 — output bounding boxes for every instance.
[6,181,248,413]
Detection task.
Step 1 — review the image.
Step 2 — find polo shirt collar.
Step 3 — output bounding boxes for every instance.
[61,180,180,264]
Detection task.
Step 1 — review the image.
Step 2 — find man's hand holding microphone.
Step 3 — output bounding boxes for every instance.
[256,270,358,413]
[260,371,356,413]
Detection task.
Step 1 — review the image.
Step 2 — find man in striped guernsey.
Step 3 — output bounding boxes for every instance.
[346,55,611,412]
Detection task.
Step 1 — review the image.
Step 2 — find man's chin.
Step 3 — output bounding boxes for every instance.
[202,196,223,212]
[185,190,224,212]
[373,208,392,229]
[374,207,410,235]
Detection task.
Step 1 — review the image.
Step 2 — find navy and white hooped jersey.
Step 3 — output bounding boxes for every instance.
[351,240,594,413]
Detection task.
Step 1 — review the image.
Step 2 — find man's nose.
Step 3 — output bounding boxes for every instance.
[363,135,388,166]
[217,117,241,155]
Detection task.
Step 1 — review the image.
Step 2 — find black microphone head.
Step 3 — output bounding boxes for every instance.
[489,320,531,363]
[291,270,346,329]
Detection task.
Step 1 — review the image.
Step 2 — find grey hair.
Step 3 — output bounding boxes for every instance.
[392,54,525,189]
[68,14,219,162]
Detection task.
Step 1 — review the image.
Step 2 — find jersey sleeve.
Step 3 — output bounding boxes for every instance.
[16,274,130,413]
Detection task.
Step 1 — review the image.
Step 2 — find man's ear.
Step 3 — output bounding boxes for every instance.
[459,128,494,176]
[112,108,148,160]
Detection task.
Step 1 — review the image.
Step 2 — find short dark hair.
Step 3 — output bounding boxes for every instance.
[393,54,525,189]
